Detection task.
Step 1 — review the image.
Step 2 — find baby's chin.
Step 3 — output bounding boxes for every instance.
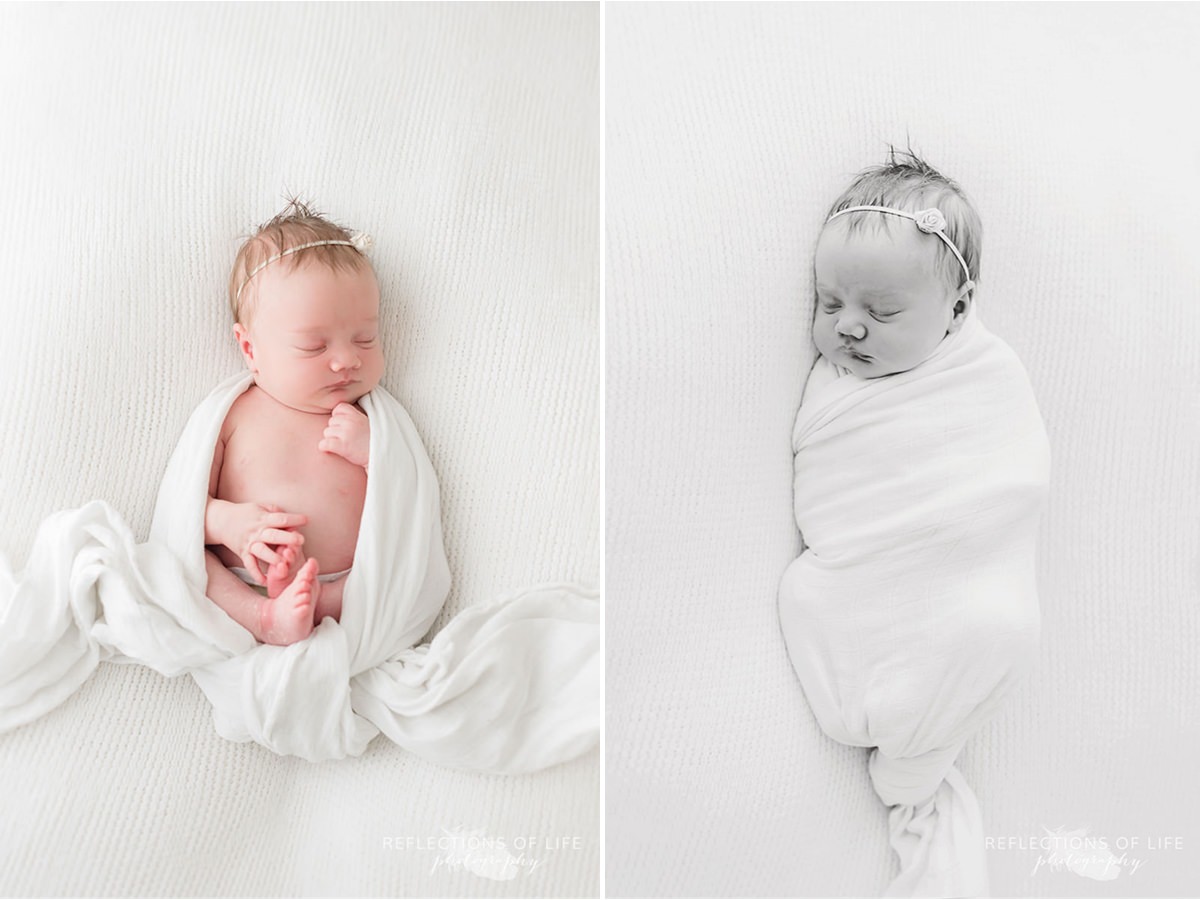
[255,381,373,414]
[824,349,908,380]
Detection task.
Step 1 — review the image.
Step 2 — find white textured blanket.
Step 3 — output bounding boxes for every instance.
[778,312,1050,897]
[1,372,600,770]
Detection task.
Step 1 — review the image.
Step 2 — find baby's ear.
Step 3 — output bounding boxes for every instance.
[947,281,974,334]
[232,323,257,373]
[955,280,975,312]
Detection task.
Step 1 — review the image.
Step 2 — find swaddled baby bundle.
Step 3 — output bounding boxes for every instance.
[0,373,599,770]
[778,310,1050,897]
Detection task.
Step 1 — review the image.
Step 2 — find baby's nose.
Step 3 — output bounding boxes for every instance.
[330,348,361,371]
[835,317,867,340]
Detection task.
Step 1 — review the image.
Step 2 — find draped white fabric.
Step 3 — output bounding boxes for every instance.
[778,312,1050,897]
[1,372,600,770]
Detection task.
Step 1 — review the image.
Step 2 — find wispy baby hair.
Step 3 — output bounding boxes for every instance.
[826,146,982,292]
[228,197,372,325]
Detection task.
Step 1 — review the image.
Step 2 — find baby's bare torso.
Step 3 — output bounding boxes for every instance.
[214,386,366,574]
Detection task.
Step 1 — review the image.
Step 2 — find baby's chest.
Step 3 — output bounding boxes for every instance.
[220,411,363,504]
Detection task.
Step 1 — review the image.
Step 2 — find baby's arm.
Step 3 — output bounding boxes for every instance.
[204,432,308,584]
[203,430,227,548]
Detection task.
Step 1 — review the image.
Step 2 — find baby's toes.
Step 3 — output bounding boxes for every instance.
[265,548,295,599]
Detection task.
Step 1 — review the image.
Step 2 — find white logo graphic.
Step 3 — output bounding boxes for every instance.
[430,825,542,880]
[1031,825,1140,880]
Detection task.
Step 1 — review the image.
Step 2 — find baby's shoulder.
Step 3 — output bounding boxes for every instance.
[221,384,267,439]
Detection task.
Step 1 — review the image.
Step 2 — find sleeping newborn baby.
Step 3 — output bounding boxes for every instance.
[0,197,602,765]
[778,151,1050,897]
[203,201,380,646]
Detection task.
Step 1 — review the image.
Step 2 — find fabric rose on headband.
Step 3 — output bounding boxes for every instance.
[913,208,947,234]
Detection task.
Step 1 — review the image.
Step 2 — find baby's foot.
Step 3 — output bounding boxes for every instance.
[259,558,321,645]
[266,545,306,599]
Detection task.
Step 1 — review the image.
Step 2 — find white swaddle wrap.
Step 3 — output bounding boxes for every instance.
[778,311,1050,897]
[0,372,600,770]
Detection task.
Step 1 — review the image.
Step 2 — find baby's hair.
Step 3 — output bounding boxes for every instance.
[229,197,372,325]
[826,146,982,293]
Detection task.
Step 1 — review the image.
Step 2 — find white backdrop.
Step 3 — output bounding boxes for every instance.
[0,3,599,897]
[607,3,1199,897]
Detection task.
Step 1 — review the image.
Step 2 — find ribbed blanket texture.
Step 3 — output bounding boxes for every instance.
[0,4,600,897]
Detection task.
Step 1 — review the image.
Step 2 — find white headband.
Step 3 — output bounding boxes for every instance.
[235,231,374,302]
[826,205,972,284]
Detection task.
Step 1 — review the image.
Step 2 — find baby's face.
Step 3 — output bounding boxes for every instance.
[234,260,384,414]
[812,221,967,378]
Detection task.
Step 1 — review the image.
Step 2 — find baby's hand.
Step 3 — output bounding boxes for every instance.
[224,502,308,585]
[319,402,370,468]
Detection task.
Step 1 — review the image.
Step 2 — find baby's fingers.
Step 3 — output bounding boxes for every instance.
[249,541,282,566]
[265,511,308,529]
[238,552,266,584]
[258,527,304,546]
